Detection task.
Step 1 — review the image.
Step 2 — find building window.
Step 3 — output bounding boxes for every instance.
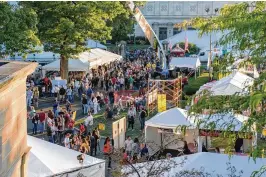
[173,28,181,35]
[176,5,181,12]
[147,5,153,12]
[190,5,197,12]
[159,27,167,40]
[161,5,167,12]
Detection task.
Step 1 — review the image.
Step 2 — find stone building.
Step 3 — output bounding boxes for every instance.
[0,61,37,177]
[134,1,238,40]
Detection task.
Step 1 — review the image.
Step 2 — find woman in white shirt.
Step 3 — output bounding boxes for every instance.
[93,97,99,114]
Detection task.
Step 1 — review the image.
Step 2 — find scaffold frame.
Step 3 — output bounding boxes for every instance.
[146,77,183,116]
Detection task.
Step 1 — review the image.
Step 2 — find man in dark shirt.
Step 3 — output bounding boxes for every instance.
[139,108,146,130]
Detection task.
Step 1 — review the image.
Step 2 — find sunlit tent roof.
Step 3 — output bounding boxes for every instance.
[165,30,226,49]
[122,152,266,177]
[196,72,254,96]
[27,135,105,177]
[145,107,249,132]
[42,48,122,72]
[169,57,201,69]
[42,59,88,72]
[145,108,191,129]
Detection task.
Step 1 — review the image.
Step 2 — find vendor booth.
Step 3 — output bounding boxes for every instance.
[169,57,201,78]
[122,152,266,177]
[170,46,185,57]
[145,108,255,156]
[27,135,105,177]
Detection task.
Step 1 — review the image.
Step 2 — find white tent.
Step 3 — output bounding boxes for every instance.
[165,30,226,49]
[42,59,89,72]
[87,39,107,50]
[42,48,122,72]
[27,135,105,177]
[122,152,266,177]
[196,72,254,96]
[169,57,201,70]
[7,40,106,63]
[145,108,252,154]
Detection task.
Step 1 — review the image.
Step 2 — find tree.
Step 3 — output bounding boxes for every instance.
[109,1,146,44]
[20,2,127,80]
[0,2,40,58]
[176,1,266,169]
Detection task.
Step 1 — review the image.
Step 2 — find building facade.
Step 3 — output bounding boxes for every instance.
[0,61,37,177]
[134,1,238,40]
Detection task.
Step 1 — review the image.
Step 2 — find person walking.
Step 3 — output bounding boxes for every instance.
[33,87,39,108]
[92,130,99,156]
[139,108,146,131]
[82,94,88,115]
[127,106,136,130]
[84,112,93,133]
[26,88,33,107]
[66,87,73,103]
[124,136,133,158]
[103,137,112,170]
[89,132,96,156]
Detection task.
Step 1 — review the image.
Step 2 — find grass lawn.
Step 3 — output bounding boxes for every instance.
[183,72,210,96]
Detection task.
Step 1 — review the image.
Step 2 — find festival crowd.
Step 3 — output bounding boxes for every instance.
[26,49,160,167]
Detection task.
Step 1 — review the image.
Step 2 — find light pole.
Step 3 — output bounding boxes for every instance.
[162,40,169,70]
[205,7,219,81]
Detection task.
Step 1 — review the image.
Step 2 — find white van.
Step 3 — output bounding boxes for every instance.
[198,48,223,62]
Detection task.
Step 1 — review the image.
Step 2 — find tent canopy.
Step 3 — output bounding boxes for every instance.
[145,108,191,129]
[146,108,248,132]
[122,152,266,177]
[197,72,254,96]
[164,30,226,49]
[42,48,122,72]
[42,59,88,72]
[169,57,201,70]
[27,135,105,177]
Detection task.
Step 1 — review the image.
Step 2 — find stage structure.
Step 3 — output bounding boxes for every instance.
[147,77,182,116]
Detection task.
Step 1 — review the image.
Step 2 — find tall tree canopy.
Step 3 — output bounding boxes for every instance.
[109,1,146,44]
[179,1,266,163]
[19,1,129,80]
[0,2,40,58]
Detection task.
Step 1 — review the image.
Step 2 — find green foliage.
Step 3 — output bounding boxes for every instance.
[0,2,40,57]
[183,73,209,95]
[19,1,127,79]
[178,2,266,164]
[175,42,200,54]
[108,1,146,44]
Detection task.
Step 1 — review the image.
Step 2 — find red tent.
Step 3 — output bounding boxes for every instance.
[170,46,185,57]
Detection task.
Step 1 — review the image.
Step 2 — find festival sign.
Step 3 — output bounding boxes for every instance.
[157,94,167,112]
[199,129,252,139]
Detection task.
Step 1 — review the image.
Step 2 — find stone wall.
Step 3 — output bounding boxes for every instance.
[0,62,37,177]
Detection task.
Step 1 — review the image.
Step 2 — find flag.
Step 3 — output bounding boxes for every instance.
[184,36,189,52]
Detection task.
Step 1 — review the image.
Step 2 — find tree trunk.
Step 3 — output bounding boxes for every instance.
[60,55,68,81]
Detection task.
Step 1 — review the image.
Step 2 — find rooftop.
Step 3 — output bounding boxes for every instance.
[0,60,38,88]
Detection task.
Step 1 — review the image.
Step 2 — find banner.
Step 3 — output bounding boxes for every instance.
[98,123,105,131]
[129,1,167,68]
[157,94,167,112]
